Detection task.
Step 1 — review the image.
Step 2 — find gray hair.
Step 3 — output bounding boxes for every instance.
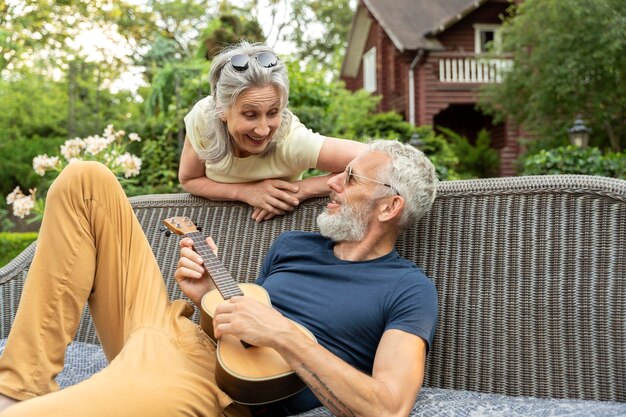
[198,41,293,165]
[368,139,438,229]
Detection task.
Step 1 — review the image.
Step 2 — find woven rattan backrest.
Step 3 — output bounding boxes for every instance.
[1,175,624,402]
[401,175,626,402]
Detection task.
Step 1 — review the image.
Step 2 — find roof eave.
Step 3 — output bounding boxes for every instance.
[341,4,372,78]
[362,0,407,52]
[426,0,488,37]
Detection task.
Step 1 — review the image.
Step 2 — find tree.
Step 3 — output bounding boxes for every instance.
[286,0,355,72]
[286,60,379,138]
[1,0,154,76]
[0,69,68,140]
[479,0,626,151]
[195,7,265,60]
[146,0,215,59]
[1,0,158,142]
[235,0,355,72]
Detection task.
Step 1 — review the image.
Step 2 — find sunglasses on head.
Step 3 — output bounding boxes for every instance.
[229,52,279,72]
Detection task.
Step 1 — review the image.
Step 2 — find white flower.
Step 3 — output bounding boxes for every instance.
[6,186,23,204]
[9,124,144,221]
[103,152,115,165]
[104,124,115,139]
[60,138,86,161]
[114,153,142,178]
[32,154,60,176]
[12,195,35,218]
[128,132,141,142]
[7,188,36,219]
[84,135,115,156]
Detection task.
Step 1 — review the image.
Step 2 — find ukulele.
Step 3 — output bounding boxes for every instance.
[162,216,316,405]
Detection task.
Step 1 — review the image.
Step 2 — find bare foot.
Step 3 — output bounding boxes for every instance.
[0,394,18,412]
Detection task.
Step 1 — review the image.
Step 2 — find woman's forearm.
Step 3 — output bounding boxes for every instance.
[294,173,339,201]
[180,176,243,201]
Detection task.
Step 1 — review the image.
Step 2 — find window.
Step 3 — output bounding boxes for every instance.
[363,47,377,92]
[474,24,502,53]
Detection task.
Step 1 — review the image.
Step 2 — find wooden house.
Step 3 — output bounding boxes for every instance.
[341,0,523,176]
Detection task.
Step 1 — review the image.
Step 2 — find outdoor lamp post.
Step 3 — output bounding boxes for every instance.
[409,133,424,149]
[568,116,591,148]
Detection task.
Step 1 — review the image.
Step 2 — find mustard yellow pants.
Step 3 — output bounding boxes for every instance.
[0,162,250,417]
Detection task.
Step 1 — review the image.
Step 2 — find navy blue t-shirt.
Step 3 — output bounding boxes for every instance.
[254,231,438,415]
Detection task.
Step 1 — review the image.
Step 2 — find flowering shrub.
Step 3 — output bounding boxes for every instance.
[6,125,142,221]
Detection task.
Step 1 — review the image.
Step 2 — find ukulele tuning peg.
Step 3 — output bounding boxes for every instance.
[189,218,201,232]
[158,225,172,237]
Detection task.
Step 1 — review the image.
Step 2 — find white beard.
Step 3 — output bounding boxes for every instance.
[317,201,371,242]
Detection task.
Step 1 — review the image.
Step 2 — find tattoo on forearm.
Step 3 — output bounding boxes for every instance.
[296,364,356,417]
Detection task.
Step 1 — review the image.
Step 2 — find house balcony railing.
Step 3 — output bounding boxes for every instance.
[433,52,513,83]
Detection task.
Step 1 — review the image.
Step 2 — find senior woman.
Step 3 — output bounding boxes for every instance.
[179,41,366,222]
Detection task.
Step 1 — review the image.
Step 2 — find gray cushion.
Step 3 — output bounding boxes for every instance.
[0,338,107,389]
[2,339,624,416]
[299,387,626,417]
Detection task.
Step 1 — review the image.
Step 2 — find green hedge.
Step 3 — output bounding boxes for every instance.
[522,146,626,178]
[0,232,38,267]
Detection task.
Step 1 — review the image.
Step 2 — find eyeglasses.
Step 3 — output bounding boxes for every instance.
[344,166,399,196]
[230,52,279,72]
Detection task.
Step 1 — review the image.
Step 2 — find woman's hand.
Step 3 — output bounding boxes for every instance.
[174,236,218,307]
[239,179,301,221]
[251,174,341,222]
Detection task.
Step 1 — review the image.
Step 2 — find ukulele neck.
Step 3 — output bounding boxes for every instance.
[187,231,243,300]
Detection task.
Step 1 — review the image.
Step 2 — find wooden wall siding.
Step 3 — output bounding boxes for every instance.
[490,122,507,149]
[417,56,481,126]
[502,121,523,176]
[379,23,390,111]
[376,22,403,114]
[437,2,511,53]
[417,58,427,127]
[387,50,409,116]
[340,0,522,176]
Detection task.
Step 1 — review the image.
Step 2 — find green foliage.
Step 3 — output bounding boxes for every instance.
[0,206,15,232]
[333,111,464,180]
[326,88,380,139]
[195,9,264,61]
[522,146,626,178]
[5,126,143,225]
[127,124,182,197]
[136,36,181,85]
[0,136,66,210]
[0,232,38,267]
[0,71,68,140]
[66,59,142,138]
[409,126,460,181]
[145,59,210,119]
[148,0,216,59]
[354,112,415,141]
[479,0,626,151]
[1,0,158,87]
[601,152,626,179]
[1,0,92,72]
[438,127,500,178]
[287,61,379,138]
[287,0,355,71]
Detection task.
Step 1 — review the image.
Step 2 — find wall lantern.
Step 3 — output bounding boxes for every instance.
[568,116,591,148]
[409,133,424,149]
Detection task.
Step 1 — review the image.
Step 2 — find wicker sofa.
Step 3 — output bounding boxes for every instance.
[1,174,625,416]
